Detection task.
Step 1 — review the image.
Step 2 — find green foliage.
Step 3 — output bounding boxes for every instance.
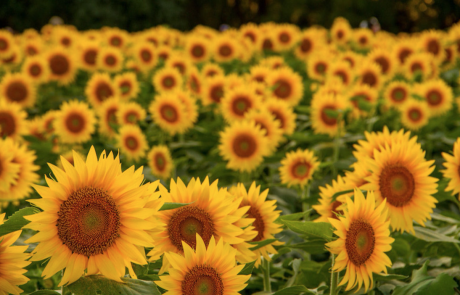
[65,276,161,295]
[0,207,39,237]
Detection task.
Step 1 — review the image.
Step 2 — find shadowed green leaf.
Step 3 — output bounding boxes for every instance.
[0,207,40,237]
[66,275,161,295]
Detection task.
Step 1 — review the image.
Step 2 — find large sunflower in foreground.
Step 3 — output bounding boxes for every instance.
[230,182,284,267]
[361,137,438,233]
[147,177,253,271]
[326,190,393,293]
[0,100,28,141]
[156,235,250,295]
[116,124,148,162]
[219,120,269,172]
[441,138,460,198]
[54,100,96,144]
[25,147,157,286]
[147,145,174,180]
[279,148,319,188]
[0,72,36,108]
[0,214,31,295]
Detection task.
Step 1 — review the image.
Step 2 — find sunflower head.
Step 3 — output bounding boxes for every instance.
[132,42,157,72]
[79,41,99,71]
[152,66,183,93]
[311,93,348,137]
[279,149,320,188]
[116,124,148,162]
[265,98,297,135]
[85,73,119,108]
[147,145,174,180]
[114,72,140,101]
[0,72,36,108]
[399,99,430,131]
[185,35,211,63]
[97,46,124,73]
[312,175,349,223]
[150,93,189,135]
[419,79,453,117]
[54,100,96,144]
[267,67,304,106]
[221,84,262,122]
[441,138,460,197]
[245,108,283,152]
[384,81,411,108]
[116,101,146,125]
[201,74,226,105]
[330,17,352,45]
[46,46,76,85]
[0,100,28,141]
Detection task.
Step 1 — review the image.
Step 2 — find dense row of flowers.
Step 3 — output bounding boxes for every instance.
[1,17,460,294]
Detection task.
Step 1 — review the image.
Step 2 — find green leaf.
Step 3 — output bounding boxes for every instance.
[413,226,460,243]
[159,202,191,211]
[415,273,457,295]
[284,259,301,288]
[374,273,408,282]
[324,109,339,118]
[392,261,432,295]
[28,291,61,295]
[285,239,327,254]
[276,210,312,223]
[280,220,334,242]
[0,207,40,237]
[238,261,256,275]
[66,275,161,295]
[272,285,316,295]
[249,239,278,250]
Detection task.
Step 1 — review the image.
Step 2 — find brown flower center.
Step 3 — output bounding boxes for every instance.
[379,165,415,207]
[83,49,97,66]
[168,206,215,252]
[182,266,224,295]
[0,39,7,50]
[336,30,344,40]
[160,104,178,123]
[291,161,311,179]
[398,48,412,64]
[173,62,186,75]
[154,153,166,171]
[358,36,368,45]
[29,64,42,77]
[345,220,375,266]
[105,55,116,66]
[320,105,337,126]
[210,84,224,103]
[375,56,390,74]
[110,36,122,47]
[271,110,285,129]
[6,81,28,103]
[408,108,422,123]
[361,71,377,87]
[120,81,132,95]
[427,39,440,55]
[300,38,312,53]
[330,200,343,219]
[244,32,256,43]
[95,82,113,102]
[27,46,38,56]
[140,49,152,62]
[245,205,265,241]
[279,32,290,43]
[106,107,117,127]
[125,111,138,123]
[65,112,85,133]
[61,37,71,47]
[190,76,200,93]
[410,62,423,73]
[426,90,442,106]
[315,62,327,75]
[57,186,120,257]
[191,45,205,58]
[232,96,251,116]
[125,136,138,151]
[262,39,273,50]
[218,44,232,57]
[232,134,257,158]
[49,54,70,75]
[0,112,15,137]
[161,76,176,89]
[273,79,292,99]
[390,87,407,102]
[334,70,348,84]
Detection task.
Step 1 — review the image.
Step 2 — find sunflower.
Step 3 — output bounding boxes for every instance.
[175,89,198,127]
[97,46,123,73]
[201,63,224,78]
[357,61,383,89]
[399,99,430,131]
[265,98,296,135]
[392,40,415,69]
[0,139,39,201]
[156,45,172,61]
[113,72,139,101]
[240,23,260,46]
[25,147,157,286]
[165,53,193,76]
[245,108,283,152]
[404,52,433,81]
[54,100,96,144]
[340,51,362,69]
[247,65,270,85]
[307,52,332,81]
[231,182,284,267]
[330,17,352,46]
[326,61,354,87]
[0,138,20,193]
[117,101,146,125]
[52,26,77,48]
[442,138,460,198]
[347,84,378,117]
[213,35,240,63]
[312,176,349,223]
[442,44,457,69]
[383,81,411,109]
[418,79,453,117]
[156,234,250,295]
[147,177,254,269]
[219,120,269,172]
[150,93,188,135]
[353,28,374,50]
[22,55,50,84]
[361,135,438,233]
[419,30,445,63]
[152,67,183,93]
[185,35,210,63]
[0,30,15,58]
[311,93,348,137]
[344,162,372,191]
[279,149,320,188]
[368,48,397,77]
[326,189,393,293]
[0,72,36,108]
[97,97,121,137]
[104,28,128,49]
[85,73,118,108]
[186,66,203,97]
[1,45,22,71]
[22,38,44,57]
[132,42,157,72]
[116,125,148,162]
[266,68,303,106]
[259,31,276,52]
[221,85,262,122]
[0,213,31,295]
[273,24,299,51]
[0,100,28,141]
[147,145,174,180]
[294,29,325,59]
[46,46,76,85]
[201,75,226,105]
[78,41,99,71]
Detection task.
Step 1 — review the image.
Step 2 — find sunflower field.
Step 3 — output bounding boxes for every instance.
[2,17,460,295]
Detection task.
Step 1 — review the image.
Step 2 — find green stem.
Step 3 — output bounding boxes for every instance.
[330,255,339,295]
[61,270,66,295]
[332,114,342,177]
[301,185,311,220]
[262,258,272,293]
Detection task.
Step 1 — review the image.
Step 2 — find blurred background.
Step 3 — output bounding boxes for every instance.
[1,0,460,33]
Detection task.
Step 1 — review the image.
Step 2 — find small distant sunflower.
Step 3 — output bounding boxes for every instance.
[279,149,320,188]
[175,89,198,128]
[156,234,250,295]
[419,30,445,62]
[186,66,203,97]
[418,79,453,117]
[326,190,393,293]
[0,100,28,141]
[245,108,283,152]
[221,85,261,122]
[312,176,349,223]
[259,31,276,52]
[307,52,331,81]
[152,67,183,93]
[114,72,140,101]
[85,73,118,108]
[340,51,362,69]
[97,97,121,137]
[185,35,210,63]
[393,40,415,67]
[149,93,188,135]
[327,61,354,87]
[368,48,397,77]
[0,30,15,58]
[1,45,22,71]
[46,47,76,85]
[156,45,172,61]
[294,29,324,59]
[404,52,433,81]
[52,26,77,48]
[347,84,378,117]
[22,38,44,57]
[132,42,157,72]
[248,65,271,85]
[362,136,438,233]
[0,213,31,295]
[383,81,411,109]
[0,138,20,192]
[441,138,460,197]
[330,17,352,45]
[105,28,128,49]
[353,28,374,50]
[357,61,383,89]
[0,72,36,108]
[97,46,123,73]
[78,41,99,71]
[117,101,146,125]
[311,93,348,137]
[240,23,260,46]
[265,98,296,135]
[273,24,299,51]
[399,99,430,131]
[165,54,192,76]
[201,63,224,78]
[442,44,457,69]
[147,145,174,180]
[201,75,226,105]
[22,56,50,84]
[25,147,157,286]
[117,124,148,162]
[267,67,303,106]
[213,36,239,62]
[54,100,96,144]
[219,120,269,172]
